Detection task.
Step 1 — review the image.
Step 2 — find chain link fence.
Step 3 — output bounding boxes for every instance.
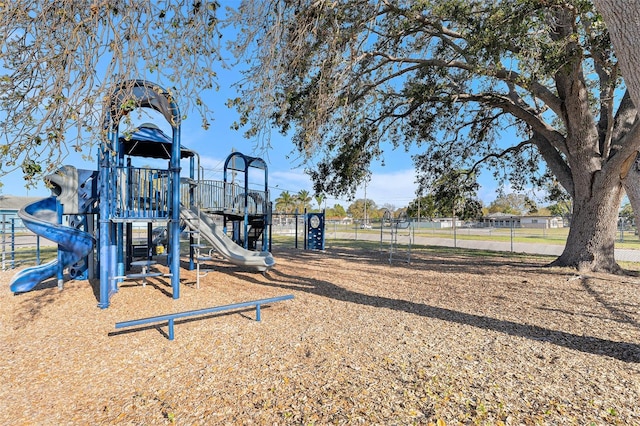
[1,214,58,271]
[5,213,640,270]
[271,219,640,265]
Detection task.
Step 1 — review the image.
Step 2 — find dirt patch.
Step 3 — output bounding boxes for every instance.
[1,246,639,424]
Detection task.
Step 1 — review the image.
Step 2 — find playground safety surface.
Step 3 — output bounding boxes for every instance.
[1,246,640,424]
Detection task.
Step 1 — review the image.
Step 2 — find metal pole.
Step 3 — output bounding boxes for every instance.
[36,235,41,265]
[99,117,113,309]
[10,218,15,269]
[303,208,308,250]
[510,219,514,252]
[170,122,182,300]
[364,182,367,226]
[57,200,64,290]
[2,215,7,270]
[453,207,457,248]
[294,209,299,249]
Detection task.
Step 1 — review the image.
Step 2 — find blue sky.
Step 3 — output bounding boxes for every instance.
[0,1,502,210]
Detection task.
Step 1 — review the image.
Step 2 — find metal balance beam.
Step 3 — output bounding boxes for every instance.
[115,295,294,340]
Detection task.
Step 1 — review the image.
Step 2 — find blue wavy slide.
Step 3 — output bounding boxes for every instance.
[9,196,95,293]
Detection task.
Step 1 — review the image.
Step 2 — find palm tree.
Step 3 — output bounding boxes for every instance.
[314,193,326,211]
[274,191,295,213]
[295,189,312,212]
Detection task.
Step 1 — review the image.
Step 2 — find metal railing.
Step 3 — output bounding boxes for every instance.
[182,178,268,216]
[1,215,53,270]
[112,166,171,220]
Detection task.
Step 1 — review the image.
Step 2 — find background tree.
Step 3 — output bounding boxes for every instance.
[295,189,312,212]
[314,193,326,211]
[326,203,347,219]
[0,1,222,187]
[229,0,640,272]
[274,191,295,213]
[619,202,634,225]
[487,193,535,216]
[347,198,378,221]
[428,170,483,221]
[544,178,573,223]
[406,195,438,220]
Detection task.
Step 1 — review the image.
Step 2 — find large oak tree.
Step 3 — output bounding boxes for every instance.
[229,0,640,272]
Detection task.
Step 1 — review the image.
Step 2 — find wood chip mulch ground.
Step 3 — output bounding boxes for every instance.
[1,246,640,425]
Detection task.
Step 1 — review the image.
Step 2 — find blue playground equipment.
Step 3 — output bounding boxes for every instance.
[10,165,98,293]
[305,211,326,250]
[10,79,275,308]
[222,152,271,252]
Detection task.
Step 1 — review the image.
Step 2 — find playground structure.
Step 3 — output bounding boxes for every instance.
[381,209,413,264]
[9,80,275,308]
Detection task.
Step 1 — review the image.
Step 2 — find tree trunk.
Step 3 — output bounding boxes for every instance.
[551,182,624,273]
[593,1,640,112]
[622,155,640,238]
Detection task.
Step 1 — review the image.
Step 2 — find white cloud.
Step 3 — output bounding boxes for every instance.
[348,169,417,208]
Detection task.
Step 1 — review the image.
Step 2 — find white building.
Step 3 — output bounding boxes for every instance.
[482,213,564,229]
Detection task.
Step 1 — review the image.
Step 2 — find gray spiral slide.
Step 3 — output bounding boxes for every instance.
[180,206,275,272]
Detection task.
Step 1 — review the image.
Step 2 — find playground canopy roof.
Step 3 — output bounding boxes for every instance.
[108,80,180,128]
[119,125,195,160]
[224,151,268,172]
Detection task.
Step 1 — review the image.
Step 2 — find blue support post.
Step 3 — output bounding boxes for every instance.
[321,216,326,250]
[170,125,181,299]
[168,318,175,340]
[98,132,112,309]
[189,156,196,270]
[109,244,118,295]
[56,199,64,289]
[117,222,124,283]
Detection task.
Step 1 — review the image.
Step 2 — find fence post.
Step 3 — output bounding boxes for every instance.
[510,220,514,252]
[1,214,5,271]
[294,209,299,249]
[11,218,15,269]
[36,235,41,265]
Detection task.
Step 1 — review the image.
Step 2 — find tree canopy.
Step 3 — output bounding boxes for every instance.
[274,190,295,213]
[347,198,378,221]
[487,193,536,216]
[229,0,640,272]
[0,0,222,186]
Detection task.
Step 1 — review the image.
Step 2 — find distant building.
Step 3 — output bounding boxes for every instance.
[412,218,464,229]
[0,195,42,225]
[482,212,564,229]
[482,213,520,228]
[519,215,564,229]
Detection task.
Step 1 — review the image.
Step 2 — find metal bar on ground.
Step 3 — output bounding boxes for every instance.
[115,295,294,340]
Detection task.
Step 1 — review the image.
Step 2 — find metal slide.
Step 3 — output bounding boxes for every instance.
[9,197,95,293]
[180,205,275,272]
